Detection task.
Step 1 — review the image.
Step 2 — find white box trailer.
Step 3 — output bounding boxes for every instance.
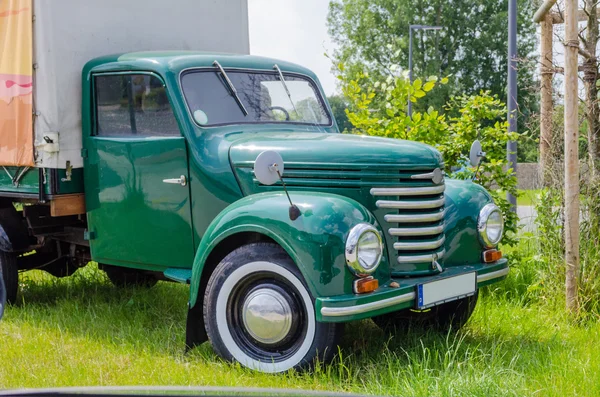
[0,0,249,169]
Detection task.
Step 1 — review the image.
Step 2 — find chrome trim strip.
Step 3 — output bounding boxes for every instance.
[410,170,435,179]
[397,249,445,264]
[394,236,446,250]
[477,267,509,283]
[376,197,445,209]
[370,185,445,196]
[384,210,446,223]
[389,225,445,236]
[320,292,415,317]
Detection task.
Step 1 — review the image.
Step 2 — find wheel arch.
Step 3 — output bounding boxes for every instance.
[188,192,378,310]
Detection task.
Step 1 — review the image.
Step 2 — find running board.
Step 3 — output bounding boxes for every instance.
[163,268,192,284]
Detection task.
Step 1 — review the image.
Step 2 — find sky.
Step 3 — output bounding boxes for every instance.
[248,0,338,96]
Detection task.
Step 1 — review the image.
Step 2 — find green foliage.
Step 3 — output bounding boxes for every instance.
[327,0,539,159]
[340,68,521,244]
[327,95,354,132]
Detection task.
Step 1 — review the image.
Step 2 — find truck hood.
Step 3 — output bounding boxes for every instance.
[228,132,443,169]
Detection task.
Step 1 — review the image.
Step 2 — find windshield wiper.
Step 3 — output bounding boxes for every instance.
[273,64,298,115]
[213,60,248,116]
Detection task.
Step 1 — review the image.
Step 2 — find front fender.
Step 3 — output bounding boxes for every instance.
[188,191,380,308]
[443,179,494,266]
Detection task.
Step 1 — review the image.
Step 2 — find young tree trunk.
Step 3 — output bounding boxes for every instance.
[584,0,599,175]
[564,0,580,314]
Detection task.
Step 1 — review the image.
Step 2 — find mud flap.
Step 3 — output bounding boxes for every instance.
[185,300,208,351]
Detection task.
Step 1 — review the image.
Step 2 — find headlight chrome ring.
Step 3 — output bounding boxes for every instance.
[477,203,504,248]
[345,223,383,276]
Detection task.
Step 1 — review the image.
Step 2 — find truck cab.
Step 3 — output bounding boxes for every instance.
[0,51,508,373]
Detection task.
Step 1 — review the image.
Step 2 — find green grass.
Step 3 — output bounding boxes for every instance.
[1,264,599,396]
[516,190,540,206]
[491,190,540,206]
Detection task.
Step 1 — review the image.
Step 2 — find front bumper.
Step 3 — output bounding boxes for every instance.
[315,259,508,322]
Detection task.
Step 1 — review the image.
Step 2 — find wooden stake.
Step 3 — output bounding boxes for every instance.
[584,0,599,173]
[539,13,553,187]
[564,0,580,313]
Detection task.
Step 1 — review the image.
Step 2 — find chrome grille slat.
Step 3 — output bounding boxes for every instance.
[394,236,445,250]
[376,197,445,209]
[384,210,445,223]
[397,249,445,264]
[389,225,444,236]
[370,185,445,196]
[371,167,446,268]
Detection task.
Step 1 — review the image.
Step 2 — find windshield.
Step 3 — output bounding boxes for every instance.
[181,70,332,127]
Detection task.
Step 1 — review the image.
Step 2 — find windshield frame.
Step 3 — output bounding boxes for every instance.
[178,67,333,129]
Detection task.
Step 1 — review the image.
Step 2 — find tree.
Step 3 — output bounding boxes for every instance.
[327,0,538,160]
[328,95,354,132]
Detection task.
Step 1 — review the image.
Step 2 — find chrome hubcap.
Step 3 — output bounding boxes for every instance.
[241,288,293,345]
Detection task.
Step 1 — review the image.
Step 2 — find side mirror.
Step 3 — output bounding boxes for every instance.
[469,140,486,167]
[0,265,6,320]
[253,151,301,221]
[254,150,285,186]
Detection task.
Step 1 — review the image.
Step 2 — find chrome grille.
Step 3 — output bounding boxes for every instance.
[370,170,446,267]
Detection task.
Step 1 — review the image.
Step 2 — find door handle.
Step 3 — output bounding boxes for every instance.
[163,175,187,187]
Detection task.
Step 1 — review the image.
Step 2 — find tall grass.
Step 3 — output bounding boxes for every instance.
[501,187,600,320]
[1,262,600,395]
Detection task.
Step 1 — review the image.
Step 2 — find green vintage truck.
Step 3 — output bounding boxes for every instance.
[0,0,507,375]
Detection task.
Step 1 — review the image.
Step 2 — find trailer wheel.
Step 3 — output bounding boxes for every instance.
[203,243,342,373]
[373,292,478,333]
[100,265,157,288]
[0,251,19,304]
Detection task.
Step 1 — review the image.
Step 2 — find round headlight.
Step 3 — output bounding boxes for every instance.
[477,204,504,248]
[345,224,383,275]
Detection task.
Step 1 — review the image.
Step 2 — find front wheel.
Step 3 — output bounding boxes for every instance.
[373,292,478,333]
[203,243,342,373]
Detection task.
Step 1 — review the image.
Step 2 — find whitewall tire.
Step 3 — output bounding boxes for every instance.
[203,243,342,373]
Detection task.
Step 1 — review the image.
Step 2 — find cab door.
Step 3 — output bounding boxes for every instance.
[84,72,194,270]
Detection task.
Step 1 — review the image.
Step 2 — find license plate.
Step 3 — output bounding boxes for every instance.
[416,272,477,309]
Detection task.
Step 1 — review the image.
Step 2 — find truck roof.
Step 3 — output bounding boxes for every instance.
[84,51,320,82]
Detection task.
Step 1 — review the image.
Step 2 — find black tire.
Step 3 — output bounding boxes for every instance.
[100,264,157,288]
[203,242,343,373]
[0,251,19,304]
[373,292,478,333]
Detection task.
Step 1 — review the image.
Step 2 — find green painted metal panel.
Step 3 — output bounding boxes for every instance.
[0,167,84,196]
[84,136,194,270]
[0,167,39,195]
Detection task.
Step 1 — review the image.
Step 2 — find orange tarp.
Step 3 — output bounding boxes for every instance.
[0,0,34,167]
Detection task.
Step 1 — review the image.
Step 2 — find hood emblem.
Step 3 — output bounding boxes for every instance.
[412,168,444,185]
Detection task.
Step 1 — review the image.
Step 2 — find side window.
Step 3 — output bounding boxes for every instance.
[95,74,180,137]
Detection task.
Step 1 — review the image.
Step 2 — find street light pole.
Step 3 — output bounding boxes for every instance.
[408,26,414,117]
[507,0,518,211]
[407,24,443,118]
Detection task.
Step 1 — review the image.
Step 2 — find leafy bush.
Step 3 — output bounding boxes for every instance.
[340,67,521,244]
